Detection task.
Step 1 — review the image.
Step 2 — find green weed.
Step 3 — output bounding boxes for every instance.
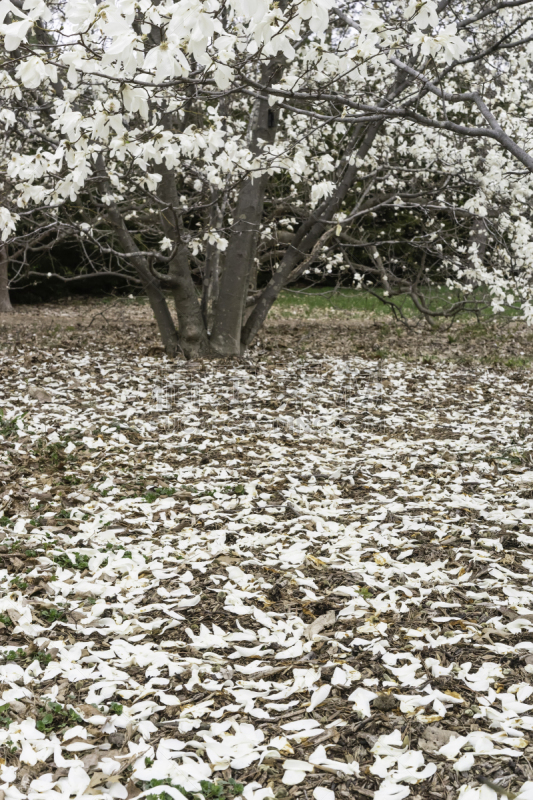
[504,356,531,369]
[36,702,82,734]
[63,475,81,486]
[5,648,52,666]
[143,487,176,503]
[53,552,90,571]
[33,440,65,469]
[0,411,24,438]
[222,485,246,496]
[143,778,243,800]
[10,577,28,591]
[0,704,12,728]
[40,608,66,624]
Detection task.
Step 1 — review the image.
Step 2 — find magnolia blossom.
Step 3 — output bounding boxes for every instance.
[0,17,33,51]
[15,56,47,89]
[404,0,439,29]
[409,25,467,63]
[0,207,19,241]
[310,181,336,206]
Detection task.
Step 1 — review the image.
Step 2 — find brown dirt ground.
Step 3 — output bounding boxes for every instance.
[0,298,531,369]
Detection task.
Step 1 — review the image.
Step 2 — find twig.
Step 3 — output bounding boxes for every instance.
[83,300,121,329]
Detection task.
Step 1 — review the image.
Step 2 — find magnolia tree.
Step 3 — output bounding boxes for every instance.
[1,0,533,355]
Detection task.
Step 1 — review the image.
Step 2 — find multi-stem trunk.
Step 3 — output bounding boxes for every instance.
[209,173,268,355]
[107,208,179,357]
[210,59,283,356]
[0,246,13,313]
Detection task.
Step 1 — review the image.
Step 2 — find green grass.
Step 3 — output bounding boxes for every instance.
[273,286,523,321]
[0,411,26,439]
[40,607,66,624]
[63,475,82,486]
[502,356,531,369]
[10,577,28,591]
[275,287,394,314]
[222,485,246,496]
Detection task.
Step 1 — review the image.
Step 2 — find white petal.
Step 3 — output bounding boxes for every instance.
[314,789,335,800]
[282,770,308,785]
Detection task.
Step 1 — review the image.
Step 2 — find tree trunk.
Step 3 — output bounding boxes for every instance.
[156,164,212,359]
[201,238,221,330]
[210,60,283,356]
[95,154,179,356]
[107,204,179,356]
[168,243,211,359]
[210,174,268,355]
[201,194,225,331]
[0,246,13,313]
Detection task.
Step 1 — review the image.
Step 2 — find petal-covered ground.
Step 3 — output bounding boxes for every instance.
[1,318,533,800]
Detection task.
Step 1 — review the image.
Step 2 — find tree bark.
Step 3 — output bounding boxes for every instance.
[168,243,211,359]
[156,164,212,359]
[210,60,283,356]
[201,194,224,330]
[210,173,268,355]
[110,210,180,357]
[0,246,13,313]
[95,155,179,356]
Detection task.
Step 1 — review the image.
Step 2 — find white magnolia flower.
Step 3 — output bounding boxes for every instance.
[404,0,439,28]
[15,55,47,88]
[0,17,33,51]
[0,207,19,241]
